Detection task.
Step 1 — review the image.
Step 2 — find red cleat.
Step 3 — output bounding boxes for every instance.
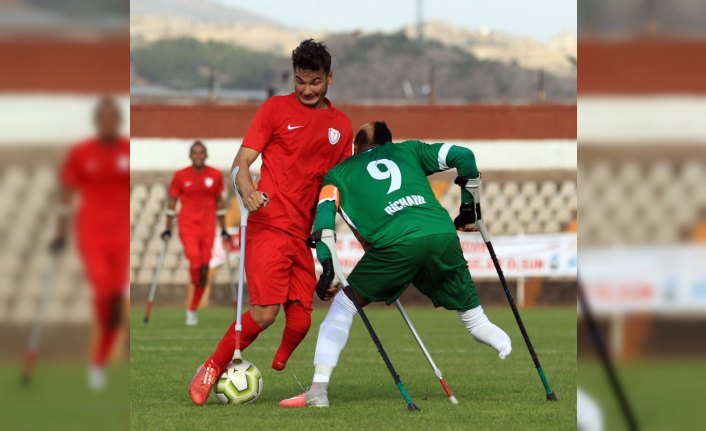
[279,392,307,407]
[279,391,329,407]
[271,359,286,371]
[189,362,221,405]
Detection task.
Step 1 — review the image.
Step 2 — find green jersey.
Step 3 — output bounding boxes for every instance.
[313,140,479,262]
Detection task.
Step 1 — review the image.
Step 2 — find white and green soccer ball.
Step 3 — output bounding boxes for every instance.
[215,360,263,405]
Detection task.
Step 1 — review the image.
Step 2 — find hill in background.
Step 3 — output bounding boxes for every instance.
[130,0,575,103]
[131,33,575,103]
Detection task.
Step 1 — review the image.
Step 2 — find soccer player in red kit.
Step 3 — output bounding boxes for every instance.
[189,39,353,405]
[161,141,229,326]
[52,97,130,390]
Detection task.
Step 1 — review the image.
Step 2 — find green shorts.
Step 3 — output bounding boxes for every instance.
[347,233,479,311]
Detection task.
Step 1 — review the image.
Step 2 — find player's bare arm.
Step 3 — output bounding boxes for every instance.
[232,146,267,212]
[50,185,74,253]
[216,195,230,242]
[161,195,177,241]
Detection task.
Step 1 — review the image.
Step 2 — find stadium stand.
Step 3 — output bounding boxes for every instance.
[126,170,578,298]
[0,164,91,327]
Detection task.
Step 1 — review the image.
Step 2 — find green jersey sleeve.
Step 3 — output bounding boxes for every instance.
[312,172,339,263]
[407,141,479,204]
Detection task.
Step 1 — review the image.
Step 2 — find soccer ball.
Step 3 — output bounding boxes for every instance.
[215,360,263,405]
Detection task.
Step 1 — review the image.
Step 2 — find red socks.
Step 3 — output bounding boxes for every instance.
[205,302,312,371]
[272,302,311,371]
[207,311,263,370]
[92,293,122,366]
[94,328,118,366]
[188,266,206,311]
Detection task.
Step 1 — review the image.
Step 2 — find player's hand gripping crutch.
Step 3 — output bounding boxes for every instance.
[315,229,420,411]
[143,236,168,323]
[231,167,268,362]
[21,245,62,385]
[454,175,558,401]
[395,300,459,405]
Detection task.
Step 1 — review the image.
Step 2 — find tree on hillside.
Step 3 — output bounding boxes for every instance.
[131,38,286,90]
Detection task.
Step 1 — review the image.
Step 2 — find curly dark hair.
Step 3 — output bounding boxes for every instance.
[292,39,331,73]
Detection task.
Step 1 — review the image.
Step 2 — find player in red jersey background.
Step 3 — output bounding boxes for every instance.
[189,39,353,405]
[52,97,130,390]
[161,141,229,326]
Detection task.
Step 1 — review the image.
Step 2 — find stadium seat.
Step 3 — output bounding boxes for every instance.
[520,181,538,197]
[503,181,519,197]
[146,239,164,254]
[136,269,154,285]
[162,254,180,270]
[131,184,148,203]
[130,254,141,270]
[67,299,92,324]
[173,268,190,284]
[539,181,558,197]
[131,240,146,254]
[214,267,232,284]
[484,182,501,197]
[528,196,545,211]
[544,221,560,233]
[133,225,152,241]
[142,254,159,270]
[157,269,173,285]
[559,180,576,197]
[509,196,525,212]
[526,221,542,234]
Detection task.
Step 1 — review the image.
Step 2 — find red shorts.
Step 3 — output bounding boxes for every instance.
[78,235,129,297]
[244,222,316,311]
[180,231,213,267]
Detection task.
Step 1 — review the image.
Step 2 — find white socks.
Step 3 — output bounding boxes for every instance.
[88,365,107,391]
[459,306,512,359]
[313,364,333,384]
[577,388,604,431]
[312,291,358,383]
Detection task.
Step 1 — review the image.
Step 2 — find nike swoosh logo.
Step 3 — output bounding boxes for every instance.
[288,124,304,130]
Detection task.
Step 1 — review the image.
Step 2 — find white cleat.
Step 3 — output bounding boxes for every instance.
[88,365,107,391]
[186,310,198,326]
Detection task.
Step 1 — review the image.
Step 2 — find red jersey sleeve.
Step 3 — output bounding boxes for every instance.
[242,98,276,153]
[168,171,181,198]
[60,146,81,188]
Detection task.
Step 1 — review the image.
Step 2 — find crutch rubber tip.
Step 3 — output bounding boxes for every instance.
[407,403,420,411]
[21,375,30,386]
[546,392,558,401]
[449,395,459,405]
[143,316,149,323]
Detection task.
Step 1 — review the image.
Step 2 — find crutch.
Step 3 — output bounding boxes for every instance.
[395,300,459,404]
[456,175,557,401]
[143,240,168,323]
[475,218,557,400]
[223,244,238,314]
[21,253,61,384]
[320,229,420,411]
[231,176,268,362]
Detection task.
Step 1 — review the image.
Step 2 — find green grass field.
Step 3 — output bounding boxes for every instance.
[579,359,706,431]
[130,305,576,430]
[0,360,129,431]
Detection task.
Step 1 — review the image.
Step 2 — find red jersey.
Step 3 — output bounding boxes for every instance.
[60,137,130,242]
[168,165,224,235]
[242,93,353,240]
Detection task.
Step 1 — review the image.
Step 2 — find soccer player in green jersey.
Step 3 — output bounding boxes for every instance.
[279,122,512,408]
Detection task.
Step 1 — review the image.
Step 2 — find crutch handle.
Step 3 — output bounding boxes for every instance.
[476,220,491,243]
